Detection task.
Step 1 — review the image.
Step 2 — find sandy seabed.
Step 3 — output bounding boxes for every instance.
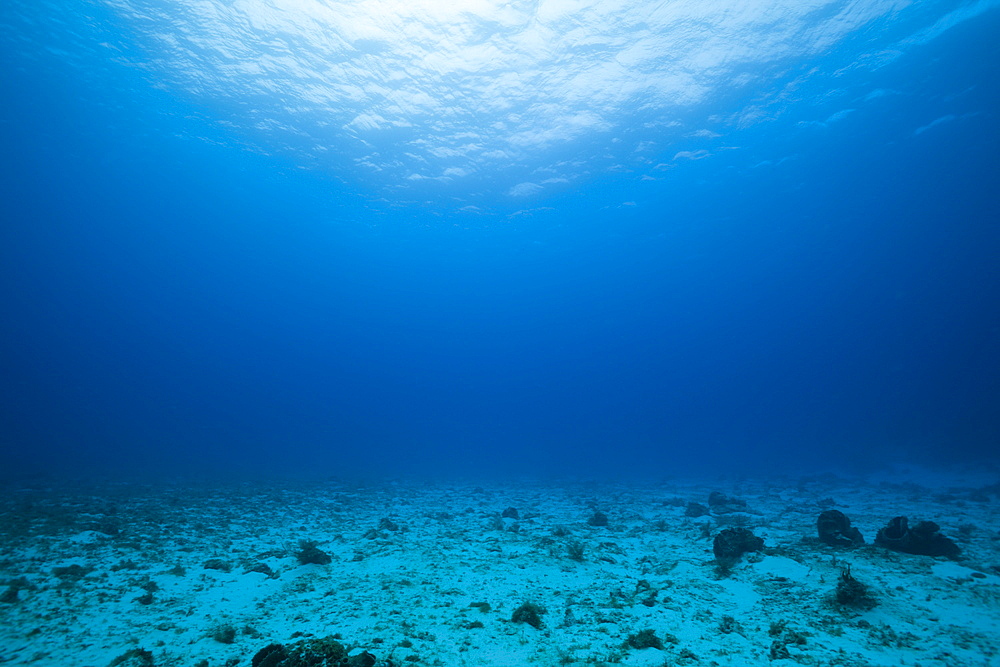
[1,467,999,667]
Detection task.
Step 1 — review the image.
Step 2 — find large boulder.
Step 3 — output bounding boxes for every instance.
[817,510,864,547]
[874,516,960,559]
[713,527,763,561]
[251,637,375,667]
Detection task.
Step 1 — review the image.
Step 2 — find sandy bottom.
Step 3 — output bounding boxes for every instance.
[1,468,999,666]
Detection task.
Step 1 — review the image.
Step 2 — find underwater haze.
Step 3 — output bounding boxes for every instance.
[1,0,999,481]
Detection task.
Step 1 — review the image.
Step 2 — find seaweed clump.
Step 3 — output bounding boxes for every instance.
[835,565,877,610]
[625,628,664,650]
[296,540,332,566]
[511,601,546,629]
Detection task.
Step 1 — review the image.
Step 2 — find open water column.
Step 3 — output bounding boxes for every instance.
[1,0,999,665]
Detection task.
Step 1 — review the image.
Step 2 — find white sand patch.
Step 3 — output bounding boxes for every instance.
[752,555,812,582]
[68,530,108,545]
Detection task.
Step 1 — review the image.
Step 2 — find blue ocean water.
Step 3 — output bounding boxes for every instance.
[1,0,998,480]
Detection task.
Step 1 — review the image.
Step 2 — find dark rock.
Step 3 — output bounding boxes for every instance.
[1,577,33,604]
[501,507,519,519]
[817,510,864,547]
[251,637,351,667]
[587,511,609,527]
[108,648,155,667]
[212,625,237,644]
[718,615,741,634]
[713,527,764,561]
[251,644,287,667]
[875,516,961,559]
[203,559,231,572]
[684,502,709,518]
[769,640,791,660]
[53,564,91,579]
[246,562,275,577]
[348,651,376,667]
[708,491,729,506]
[708,491,747,514]
[378,517,400,532]
[93,517,122,536]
